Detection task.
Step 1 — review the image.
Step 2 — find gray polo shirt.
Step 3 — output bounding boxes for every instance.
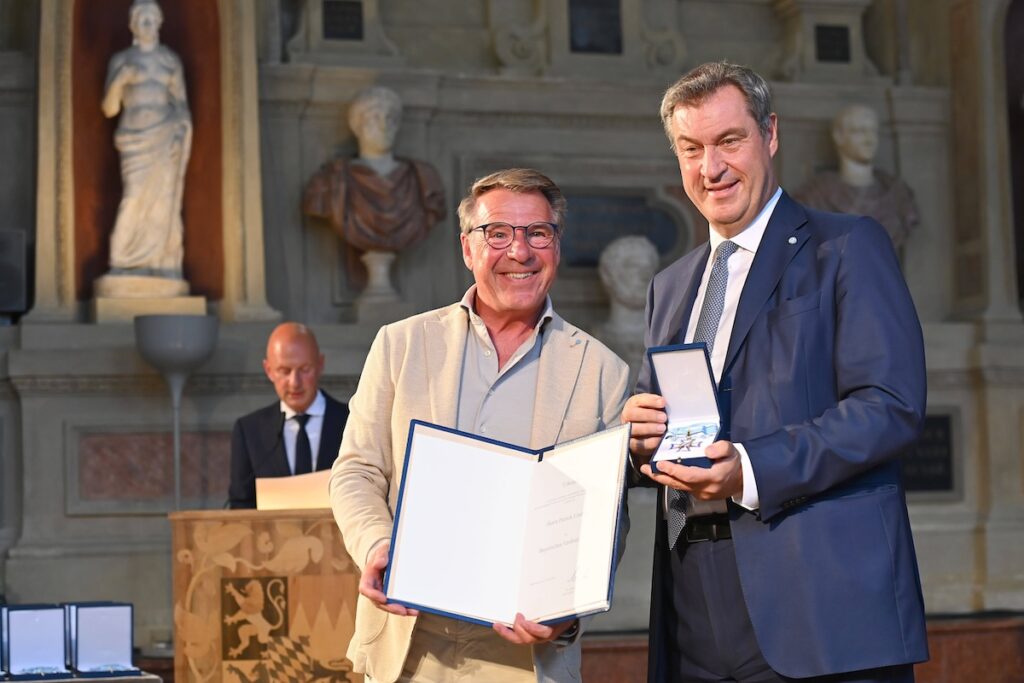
[456,286,554,447]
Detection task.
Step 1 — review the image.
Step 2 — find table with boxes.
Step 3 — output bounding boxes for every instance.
[0,601,154,680]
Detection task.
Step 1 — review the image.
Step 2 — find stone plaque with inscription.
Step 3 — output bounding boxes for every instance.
[569,0,623,55]
[322,0,364,41]
[902,415,955,492]
[815,24,851,63]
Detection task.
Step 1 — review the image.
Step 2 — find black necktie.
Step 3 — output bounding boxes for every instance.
[294,414,312,475]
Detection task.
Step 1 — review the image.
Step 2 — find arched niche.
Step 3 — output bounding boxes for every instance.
[71,0,223,300]
[30,0,278,322]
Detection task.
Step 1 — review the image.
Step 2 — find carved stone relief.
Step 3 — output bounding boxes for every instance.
[486,0,686,79]
[287,0,400,66]
[774,0,882,82]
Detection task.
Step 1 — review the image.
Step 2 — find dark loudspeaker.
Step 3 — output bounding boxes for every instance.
[0,229,27,313]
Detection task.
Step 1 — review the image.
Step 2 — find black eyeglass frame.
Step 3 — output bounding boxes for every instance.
[467,222,560,250]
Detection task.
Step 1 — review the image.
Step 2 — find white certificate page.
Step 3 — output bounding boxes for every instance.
[386,426,535,625]
[518,425,629,622]
[385,422,629,626]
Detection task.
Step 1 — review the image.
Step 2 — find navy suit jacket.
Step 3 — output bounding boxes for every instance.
[228,391,349,509]
[637,192,928,679]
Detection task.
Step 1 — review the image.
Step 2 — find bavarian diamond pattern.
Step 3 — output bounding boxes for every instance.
[263,635,313,682]
[668,240,738,550]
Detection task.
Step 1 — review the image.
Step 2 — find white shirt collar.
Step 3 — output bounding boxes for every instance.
[280,389,325,420]
[708,187,783,255]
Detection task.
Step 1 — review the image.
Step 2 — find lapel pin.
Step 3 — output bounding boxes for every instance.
[787,236,797,245]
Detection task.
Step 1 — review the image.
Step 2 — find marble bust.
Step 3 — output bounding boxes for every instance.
[596,235,659,380]
[303,86,446,255]
[796,104,919,250]
[100,0,192,284]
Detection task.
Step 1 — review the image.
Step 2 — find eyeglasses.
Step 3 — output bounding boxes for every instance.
[468,222,560,250]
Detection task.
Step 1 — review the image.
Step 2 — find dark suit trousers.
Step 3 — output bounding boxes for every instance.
[666,535,915,683]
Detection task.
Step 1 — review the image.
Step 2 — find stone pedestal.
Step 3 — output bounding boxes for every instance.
[93,274,205,323]
[93,274,208,325]
[94,274,189,298]
[354,250,413,325]
[93,296,207,323]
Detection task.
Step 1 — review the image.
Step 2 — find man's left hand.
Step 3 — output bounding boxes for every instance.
[492,614,576,645]
[639,440,743,500]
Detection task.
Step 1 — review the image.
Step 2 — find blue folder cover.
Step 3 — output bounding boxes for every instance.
[383,420,629,628]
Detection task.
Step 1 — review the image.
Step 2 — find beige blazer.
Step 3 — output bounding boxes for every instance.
[330,302,630,683]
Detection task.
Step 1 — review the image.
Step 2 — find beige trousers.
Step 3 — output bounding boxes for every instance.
[368,612,536,683]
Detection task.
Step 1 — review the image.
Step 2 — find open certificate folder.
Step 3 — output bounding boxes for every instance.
[384,421,630,627]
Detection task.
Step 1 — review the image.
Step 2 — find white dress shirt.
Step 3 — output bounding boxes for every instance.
[685,187,783,514]
[280,390,326,473]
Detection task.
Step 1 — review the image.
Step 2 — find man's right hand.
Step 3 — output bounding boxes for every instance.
[622,393,668,461]
[359,542,419,617]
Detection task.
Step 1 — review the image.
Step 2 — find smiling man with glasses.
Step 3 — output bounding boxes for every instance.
[330,168,630,683]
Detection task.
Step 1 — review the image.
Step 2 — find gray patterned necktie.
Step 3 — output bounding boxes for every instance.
[667,240,739,549]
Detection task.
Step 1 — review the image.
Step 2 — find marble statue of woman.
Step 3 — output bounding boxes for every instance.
[101,0,191,284]
[796,104,918,250]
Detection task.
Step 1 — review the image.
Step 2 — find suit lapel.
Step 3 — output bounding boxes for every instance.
[316,396,345,471]
[530,314,585,449]
[425,306,467,427]
[724,192,809,373]
[257,408,291,476]
[665,245,710,345]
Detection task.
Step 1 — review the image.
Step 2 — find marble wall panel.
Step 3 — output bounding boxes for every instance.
[73,430,231,511]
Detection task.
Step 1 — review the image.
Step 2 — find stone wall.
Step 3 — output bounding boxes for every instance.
[2,0,1023,653]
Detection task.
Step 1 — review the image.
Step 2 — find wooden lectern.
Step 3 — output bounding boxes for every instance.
[170,509,360,682]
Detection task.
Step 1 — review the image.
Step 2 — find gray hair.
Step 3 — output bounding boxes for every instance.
[456,168,567,234]
[659,61,774,151]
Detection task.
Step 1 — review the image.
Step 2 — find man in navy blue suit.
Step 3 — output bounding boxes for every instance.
[228,322,349,509]
[623,61,929,682]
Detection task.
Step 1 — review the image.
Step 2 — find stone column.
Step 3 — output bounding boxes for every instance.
[25,0,76,322]
[217,0,280,322]
[947,0,1024,613]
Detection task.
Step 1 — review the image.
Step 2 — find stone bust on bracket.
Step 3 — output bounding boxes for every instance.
[595,235,660,381]
[303,86,446,317]
[796,104,919,252]
[95,0,193,300]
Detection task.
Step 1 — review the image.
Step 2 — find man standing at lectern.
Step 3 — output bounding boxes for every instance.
[330,168,629,683]
[623,61,929,682]
[228,322,349,509]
